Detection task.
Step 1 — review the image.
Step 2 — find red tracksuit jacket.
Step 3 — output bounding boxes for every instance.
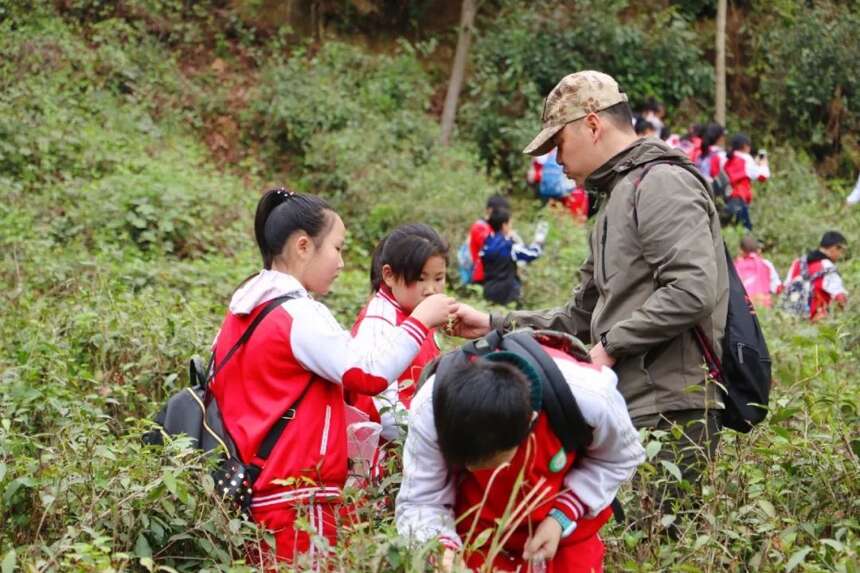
[346,285,440,441]
[210,270,430,511]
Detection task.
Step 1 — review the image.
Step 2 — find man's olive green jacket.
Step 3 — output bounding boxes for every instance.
[493,139,729,419]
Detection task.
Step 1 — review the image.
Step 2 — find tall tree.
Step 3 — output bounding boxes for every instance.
[439,0,476,146]
[715,0,727,125]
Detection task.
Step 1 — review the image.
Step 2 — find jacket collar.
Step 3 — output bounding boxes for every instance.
[228,269,308,315]
[377,284,402,310]
[584,137,694,195]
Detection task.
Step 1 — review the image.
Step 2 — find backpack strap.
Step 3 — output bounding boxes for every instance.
[245,378,315,484]
[500,331,594,459]
[207,294,295,387]
[203,293,307,482]
[631,159,714,227]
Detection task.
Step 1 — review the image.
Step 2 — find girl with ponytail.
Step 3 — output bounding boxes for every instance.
[209,189,458,564]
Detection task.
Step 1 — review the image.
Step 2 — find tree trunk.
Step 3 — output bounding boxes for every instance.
[439,0,476,146]
[715,0,727,125]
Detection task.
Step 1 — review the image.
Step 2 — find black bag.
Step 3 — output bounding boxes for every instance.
[143,294,310,511]
[426,329,624,520]
[633,161,773,432]
[693,243,772,432]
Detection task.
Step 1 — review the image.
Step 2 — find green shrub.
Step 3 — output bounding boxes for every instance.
[461,0,712,179]
[751,2,860,160]
[250,41,490,248]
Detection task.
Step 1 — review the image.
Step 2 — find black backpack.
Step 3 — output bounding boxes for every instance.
[425,329,624,520]
[143,294,311,511]
[634,161,773,432]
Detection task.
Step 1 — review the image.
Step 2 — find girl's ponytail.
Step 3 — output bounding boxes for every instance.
[254,188,334,269]
[700,122,725,159]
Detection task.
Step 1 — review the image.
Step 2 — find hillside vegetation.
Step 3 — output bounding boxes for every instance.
[1,1,858,571]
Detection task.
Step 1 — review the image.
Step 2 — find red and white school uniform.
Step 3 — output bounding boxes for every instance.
[734,252,781,308]
[210,270,431,563]
[346,286,440,441]
[395,347,645,572]
[785,255,848,320]
[725,150,770,205]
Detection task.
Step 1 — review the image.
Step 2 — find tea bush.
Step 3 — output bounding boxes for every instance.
[249,41,491,246]
[1,1,859,571]
[461,0,712,179]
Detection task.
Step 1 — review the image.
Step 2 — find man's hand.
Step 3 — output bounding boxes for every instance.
[522,516,563,562]
[589,341,616,368]
[451,303,491,339]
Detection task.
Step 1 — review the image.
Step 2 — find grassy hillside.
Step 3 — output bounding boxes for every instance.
[1,2,858,571]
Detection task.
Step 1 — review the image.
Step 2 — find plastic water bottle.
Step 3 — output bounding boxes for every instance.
[533,220,549,245]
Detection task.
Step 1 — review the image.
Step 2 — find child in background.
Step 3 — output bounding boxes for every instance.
[210,190,458,564]
[734,235,781,308]
[697,122,726,181]
[480,207,545,306]
[347,224,449,442]
[784,231,849,320]
[723,133,770,230]
[468,195,511,284]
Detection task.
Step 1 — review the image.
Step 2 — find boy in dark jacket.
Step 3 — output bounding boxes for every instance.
[481,207,544,305]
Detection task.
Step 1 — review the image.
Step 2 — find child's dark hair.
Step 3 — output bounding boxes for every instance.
[486,194,510,211]
[727,133,752,160]
[254,188,335,269]
[700,122,725,158]
[740,234,760,254]
[634,117,655,136]
[433,359,532,467]
[820,230,847,248]
[369,223,449,292]
[488,207,511,233]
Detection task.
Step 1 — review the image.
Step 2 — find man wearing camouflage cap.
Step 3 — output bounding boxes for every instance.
[456,70,730,527]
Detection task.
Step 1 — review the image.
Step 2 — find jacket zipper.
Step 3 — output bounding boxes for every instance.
[319,405,331,456]
[601,215,609,284]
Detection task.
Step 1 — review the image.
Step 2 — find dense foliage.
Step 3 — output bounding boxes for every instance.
[1,1,859,572]
[749,1,860,164]
[461,0,713,180]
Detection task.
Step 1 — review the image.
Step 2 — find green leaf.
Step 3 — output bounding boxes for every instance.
[660,460,682,482]
[785,547,811,572]
[820,538,845,552]
[163,472,177,497]
[470,528,493,550]
[228,518,242,534]
[2,549,16,573]
[135,533,152,559]
[645,440,662,460]
[758,499,776,519]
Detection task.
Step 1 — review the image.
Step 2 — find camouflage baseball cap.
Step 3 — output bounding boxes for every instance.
[523,71,629,156]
